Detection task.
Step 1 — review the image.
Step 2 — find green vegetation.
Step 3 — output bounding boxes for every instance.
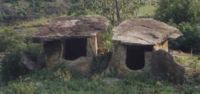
[175,55,200,76]
[155,0,200,53]
[155,0,200,24]
[0,0,200,93]
[0,0,69,24]
[136,4,158,17]
[0,28,43,82]
[0,67,200,94]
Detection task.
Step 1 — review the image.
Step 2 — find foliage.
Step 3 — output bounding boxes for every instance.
[0,45,43,82]
[0,70,200,94]
[0,68,71,94]
[0,29,43,82]
[175,55,200,76]
[0,29,26,52]
[0,0,155,25]
[99,26,113,49]
[136,4,158,17]
[68,0,142,24]
[91,52,112,75]
[0,0,69,24]
[1,82,36,94]
[174,55,200,86]
[173,23,200,53]
[155,0,200,53]
[0,50,28,82]
[1,0,200,93]
[155,0,200,24]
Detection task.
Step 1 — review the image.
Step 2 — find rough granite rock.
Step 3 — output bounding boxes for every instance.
[150,50,185,84]
[32,16,109,42]
[113,18,182,45]
[62,57,93,76]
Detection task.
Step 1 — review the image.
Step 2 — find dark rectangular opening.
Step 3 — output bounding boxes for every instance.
[63,38,87,60]
[44,40,61,55]
[126,45,153,70]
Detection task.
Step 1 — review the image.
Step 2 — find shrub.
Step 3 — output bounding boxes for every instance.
[0,29,44,82]
[2,82,36,94]
[0,0,69,24]
[168,23,200,53]
[1,50,29,82]
[90,52,112,75]
[155,0,200,53]
[0,29,26,53]
[0,44,44,82]
[174,23,200,53]
[155,0,200,24]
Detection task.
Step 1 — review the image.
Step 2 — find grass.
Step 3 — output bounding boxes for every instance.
[0,72,175,94]
[0,64,200,94]
[175,55,200,76]
[0,76,199,94]
[136,4,158,17]
[0,17,52,38]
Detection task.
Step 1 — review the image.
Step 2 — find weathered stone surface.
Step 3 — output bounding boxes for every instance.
[154,40,169,52]
[63,57,93,76]
[21,54,36,70]
[87,36,98,56]
[32,16,109,42]
[143,52,152,72]
[21,53,44,71]
[44,40,62,68]
[107,43,153,77]
[107,43,131,77]
[113,18,182,45]
[150,50,185,84]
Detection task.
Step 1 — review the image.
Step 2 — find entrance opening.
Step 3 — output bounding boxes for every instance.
[126,45,153,70]
[44,40,61,55]
[63,38,87,60]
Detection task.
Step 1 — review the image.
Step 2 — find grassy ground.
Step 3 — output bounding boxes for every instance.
[175,55,200,84]
[0,67,200,94]
[0,54,199,94]
[175,55,200,73]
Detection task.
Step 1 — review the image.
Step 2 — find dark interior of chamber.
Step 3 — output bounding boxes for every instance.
[44,40,61,55]
[126,45,153,70]
[63,38,87,60]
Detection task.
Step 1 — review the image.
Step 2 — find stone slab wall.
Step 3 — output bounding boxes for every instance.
[108,43,131,76]
[154,40,168,52]
[87,36,98,57]
[43,36,98,68]
[43,40,63,68]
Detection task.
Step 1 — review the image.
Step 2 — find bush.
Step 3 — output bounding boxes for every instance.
[1,70,200,94]
[68,0,142,24]
[0,29,44,82]
[90,52,112,75]
[0,29,26,52]
[0,44,44,82]
[1,50,29,82]
[174,23,200,53]
[2,82,36,94]
[155,0,200,53]
[0,0,69,24]
[155,0,200,24]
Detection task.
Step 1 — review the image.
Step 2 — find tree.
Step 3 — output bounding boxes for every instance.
[155,0,200,53]
[68,0,141,25]
[155,0,200,24]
